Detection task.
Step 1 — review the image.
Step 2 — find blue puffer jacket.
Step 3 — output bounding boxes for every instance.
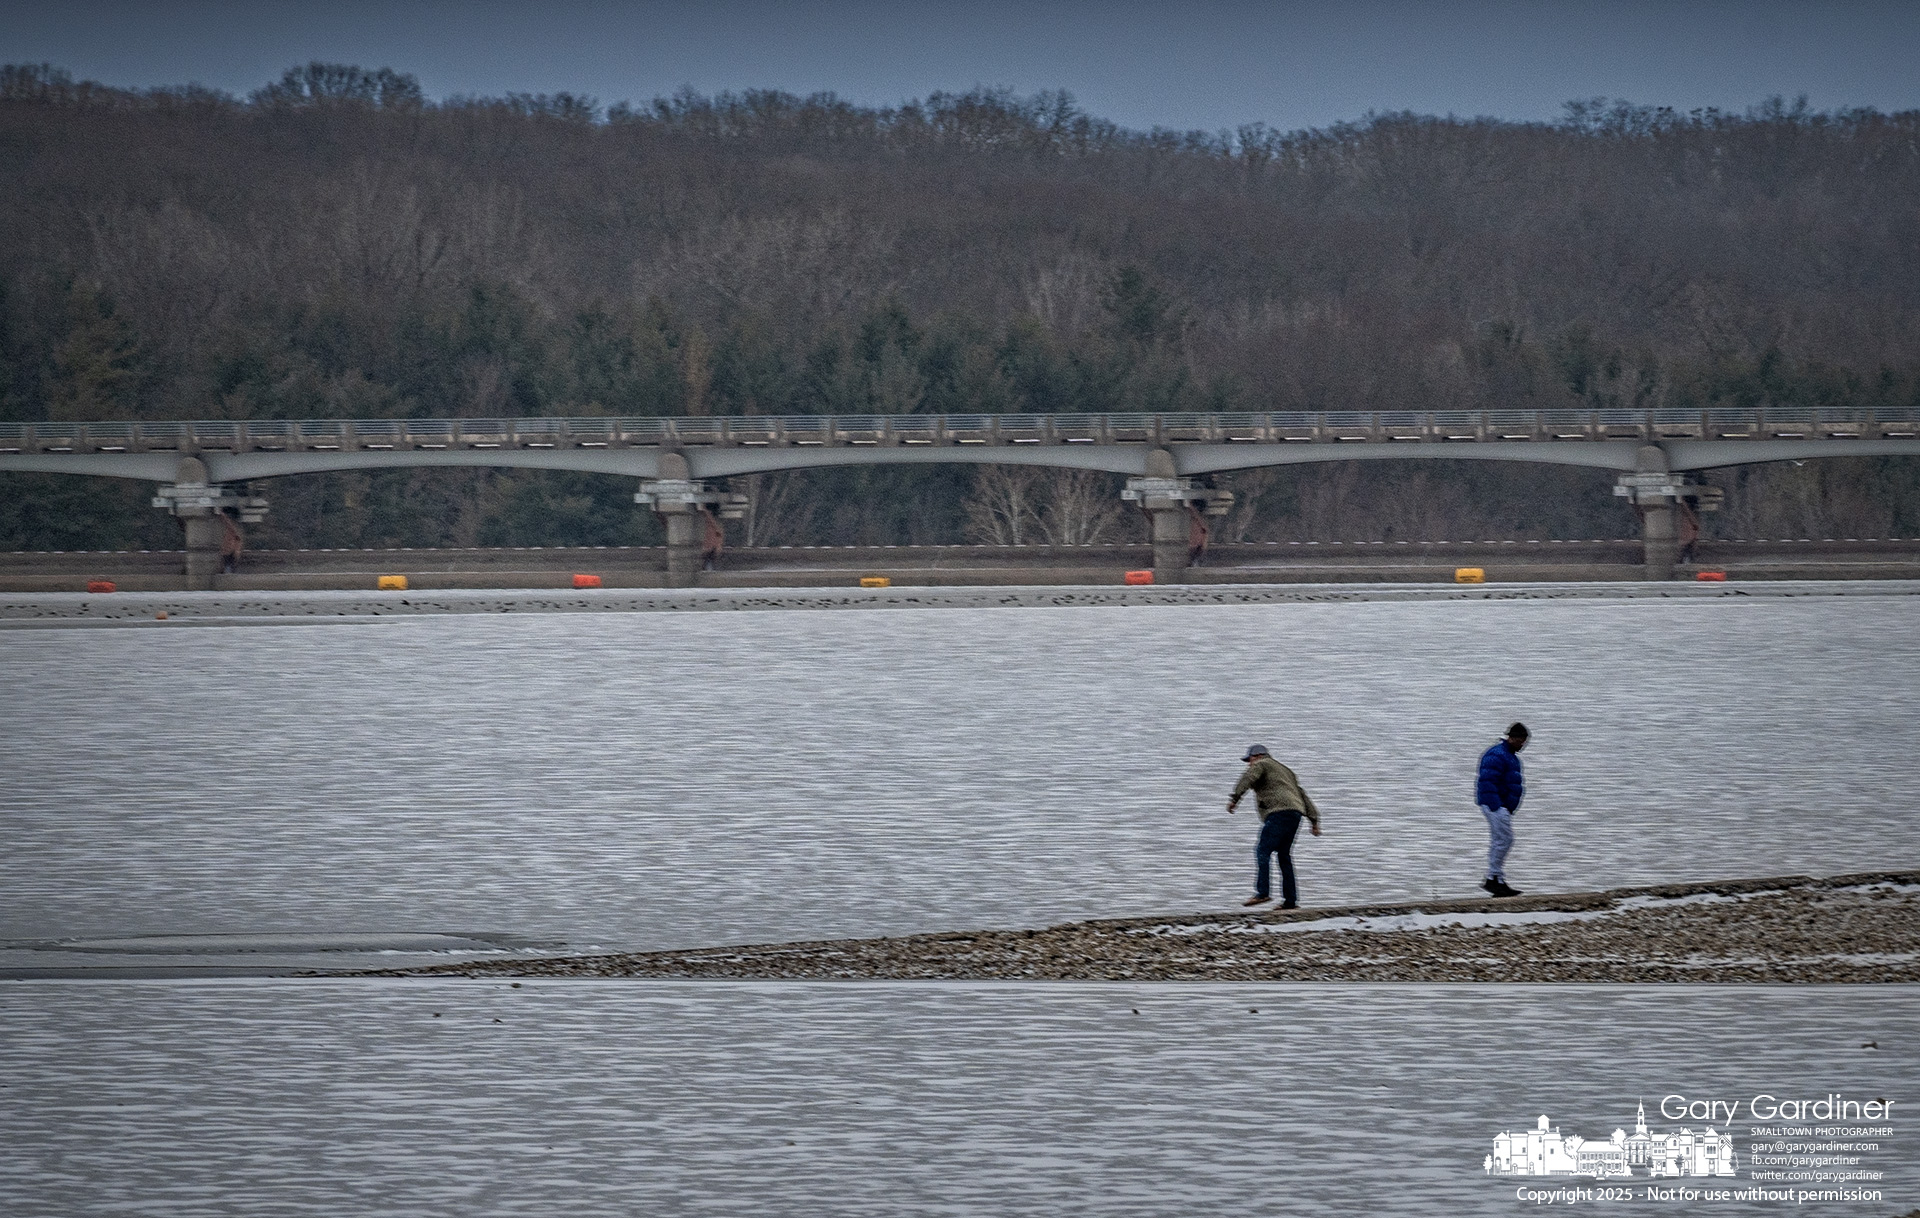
[1476,741,1524,812]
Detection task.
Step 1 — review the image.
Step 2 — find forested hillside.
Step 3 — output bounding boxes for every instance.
[3,62,1918,551]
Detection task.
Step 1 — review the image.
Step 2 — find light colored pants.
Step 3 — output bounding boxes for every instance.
[1480,804,1513,881]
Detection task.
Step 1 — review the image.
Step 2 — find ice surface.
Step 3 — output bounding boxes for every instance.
[0,980,1911,1217]
[2,594,1916,958]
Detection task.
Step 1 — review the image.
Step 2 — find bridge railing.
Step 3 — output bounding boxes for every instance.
[1,408,1916,456]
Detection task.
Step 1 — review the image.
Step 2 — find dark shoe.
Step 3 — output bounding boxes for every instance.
[1482,878,1500,896]
[1242,894,1272,907]
[1279,901,1299,910]
[1489,880,1522,898]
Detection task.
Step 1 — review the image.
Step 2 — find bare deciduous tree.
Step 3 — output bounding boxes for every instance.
[964,465,1128,545]
[963,464,1043,545]
[1035,468,1125,544]
[1023,252,1106,338]
[736,471,809,547]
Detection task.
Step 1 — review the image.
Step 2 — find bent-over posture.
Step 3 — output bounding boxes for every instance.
[1228,744,1322,908]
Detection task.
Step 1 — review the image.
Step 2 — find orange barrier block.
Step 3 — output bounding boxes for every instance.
[1695,570,1728,582]
[572,573,603,588]
[859,576,891,588]
[1455,568,1486,584]
[377,575,408,591]
[85,580,116,593]
[1124,570,1154,586]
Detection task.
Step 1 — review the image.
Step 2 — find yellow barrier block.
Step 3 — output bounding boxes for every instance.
[859,576,891,588]
[378,575,409,590]
[1454,568,1485,584]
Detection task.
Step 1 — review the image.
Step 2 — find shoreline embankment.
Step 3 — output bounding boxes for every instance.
[5,537,1920,593]
[363,871,1920,984]
[4,577,1920,626]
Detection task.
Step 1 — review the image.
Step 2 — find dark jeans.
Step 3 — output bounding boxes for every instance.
[1255,810,1303,904]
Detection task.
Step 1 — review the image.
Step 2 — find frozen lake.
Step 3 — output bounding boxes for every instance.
[0,980,1911,1217]
[3,592,1918,969]
[3,593,1915,1215]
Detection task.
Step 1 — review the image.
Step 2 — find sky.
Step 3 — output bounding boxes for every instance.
[5,0,1920,133]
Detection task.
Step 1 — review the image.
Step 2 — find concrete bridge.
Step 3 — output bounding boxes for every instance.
[4,409,1917,587]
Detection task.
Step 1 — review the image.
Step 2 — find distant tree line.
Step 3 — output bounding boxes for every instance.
[1,62,1917,552]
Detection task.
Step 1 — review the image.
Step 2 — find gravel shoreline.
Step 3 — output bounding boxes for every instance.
[363,870,1920,983]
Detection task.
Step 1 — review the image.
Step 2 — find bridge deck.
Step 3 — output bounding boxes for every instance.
[3,410,1918,482]
[3,408,1915,456]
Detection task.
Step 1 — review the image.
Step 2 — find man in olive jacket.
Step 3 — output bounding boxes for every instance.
[1228,744,1323,908]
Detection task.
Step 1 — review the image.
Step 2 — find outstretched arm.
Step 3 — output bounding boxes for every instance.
[1228,767,1256,812]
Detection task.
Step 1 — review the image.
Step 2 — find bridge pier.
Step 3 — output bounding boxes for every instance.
[635,453,748,587]
[1122,449,1233,584]
[1613,445,1722,579]
[151,457,269,589]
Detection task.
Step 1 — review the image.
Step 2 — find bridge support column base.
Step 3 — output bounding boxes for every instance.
[1641,505,1680,581]
[1124,451,1233,585]
[152,457,269,589]
[181,516,224,590]
[1614,446,1722,581]
[660,512,705,588]
[1147,507,1194,584]
[636,456,748,589]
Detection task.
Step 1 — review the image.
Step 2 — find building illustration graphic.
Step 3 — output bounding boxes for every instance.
[1486,1102,1738,1178]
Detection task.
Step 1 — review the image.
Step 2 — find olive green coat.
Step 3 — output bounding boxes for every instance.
[1230,756,1321,827]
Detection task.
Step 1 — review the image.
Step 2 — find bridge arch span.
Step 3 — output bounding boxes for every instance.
[4,412,1917,587]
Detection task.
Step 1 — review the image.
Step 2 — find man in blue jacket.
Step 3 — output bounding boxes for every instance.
[1477,723,1529,897]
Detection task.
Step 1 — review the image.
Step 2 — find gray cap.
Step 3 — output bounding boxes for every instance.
[1242,744,1270,761]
